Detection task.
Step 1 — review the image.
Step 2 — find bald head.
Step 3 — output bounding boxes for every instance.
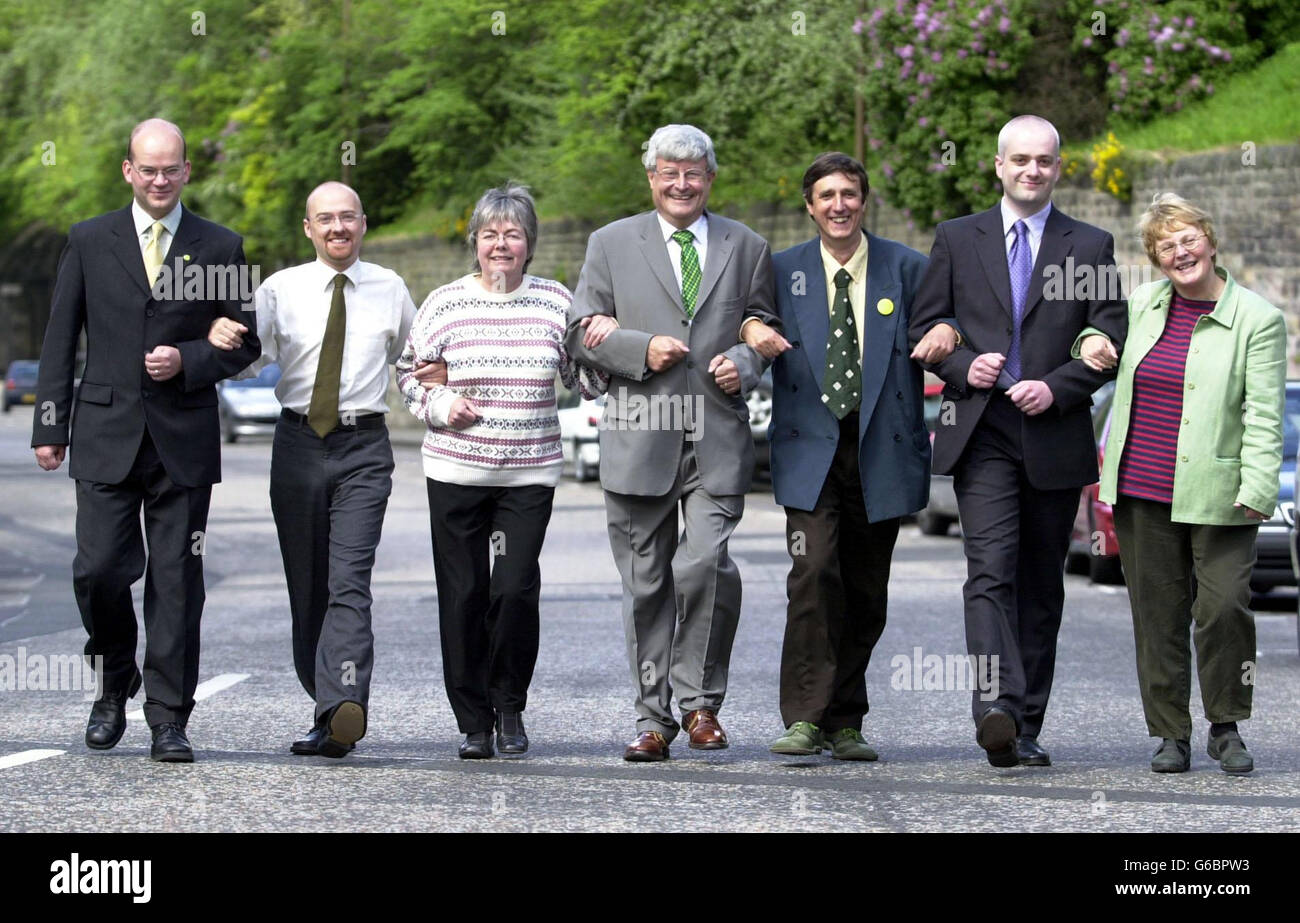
[997,115,1060,157]
[127,119,187,162]
[306,181,363,218]
[303,181,367,270]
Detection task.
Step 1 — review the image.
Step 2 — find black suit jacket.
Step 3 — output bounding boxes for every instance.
[908,204,1127,490]
[32,205,260,487]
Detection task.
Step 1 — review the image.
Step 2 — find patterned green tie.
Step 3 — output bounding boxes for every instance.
[671,229,700,317]
[308,274,348,438]
[821,268,860,419]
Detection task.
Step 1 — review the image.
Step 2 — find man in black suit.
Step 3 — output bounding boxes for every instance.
[32,118,259,762]
[909,115,1126,767]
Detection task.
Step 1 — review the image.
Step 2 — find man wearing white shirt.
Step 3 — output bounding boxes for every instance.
[209,181,415,758]
[33,118,260,762]
[908,116,1126,768]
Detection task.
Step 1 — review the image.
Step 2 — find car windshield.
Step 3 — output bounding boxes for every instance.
[226,364,281,388]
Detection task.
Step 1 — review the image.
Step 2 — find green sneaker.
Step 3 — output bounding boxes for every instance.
[828,728,878,761]
[1207,731,1254,774]
[769,721,824,755]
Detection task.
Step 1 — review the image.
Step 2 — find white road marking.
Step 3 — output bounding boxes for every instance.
[127,672,250,722]
[0,749,65,770]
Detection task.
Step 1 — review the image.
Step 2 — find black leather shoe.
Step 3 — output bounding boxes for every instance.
[459,731,495,759]
[495,712,528,755]
[86,673,142,750]
[290,722,356,756]
[317,702,365,758]
[1016,736,1051,766]
[149,723,194,763]
[977,705,1019,767]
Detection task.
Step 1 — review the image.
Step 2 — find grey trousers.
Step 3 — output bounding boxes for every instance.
[269,413,394,725]
[603,442,744,741]
[1112,496,1257,740]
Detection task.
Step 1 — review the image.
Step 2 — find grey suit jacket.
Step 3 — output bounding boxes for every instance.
[565,210,779,497]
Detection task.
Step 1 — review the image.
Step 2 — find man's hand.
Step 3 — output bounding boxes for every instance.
[708,355,740,395]
[35,445,65,471]
[911,322,958,364]
[208,317,246,351]
[647,335,690,373]
[741,320,791,359]
[1234,502,1269,522]
[1079,335,1119,372]
[446,397,480,429]
[145,346,182,381]
[1006,379,1054,416]
[967,352,1005,389]
[414,359,448,390]
[580,315,620,349]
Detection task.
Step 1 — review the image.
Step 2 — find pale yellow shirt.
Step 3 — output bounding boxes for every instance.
[820,232,869,360]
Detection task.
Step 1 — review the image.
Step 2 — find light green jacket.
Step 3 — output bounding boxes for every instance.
[1088,267,1286,524]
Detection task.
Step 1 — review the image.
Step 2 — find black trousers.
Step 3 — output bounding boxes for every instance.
[269,413,393,725]
[73,429,210,727]
[779,412,900,732]
[426,478,555,734]
[953,394,1080,739]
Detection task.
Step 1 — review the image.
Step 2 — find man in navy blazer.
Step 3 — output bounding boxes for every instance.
[32,119,259,762]
[743,153,955,759]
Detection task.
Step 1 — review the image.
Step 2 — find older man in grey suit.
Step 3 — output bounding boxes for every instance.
[566,124,779,761]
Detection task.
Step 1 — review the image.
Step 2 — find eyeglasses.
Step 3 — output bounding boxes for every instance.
[133,165,184,181]
[1155,233,1207,259]
[477,230,526,245]
[311,212,362,228]
[653,168,709,185]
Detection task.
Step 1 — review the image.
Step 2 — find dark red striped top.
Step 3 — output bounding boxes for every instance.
[1117,293,1217,503]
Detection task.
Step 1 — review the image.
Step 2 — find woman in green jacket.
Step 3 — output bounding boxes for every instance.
[1078,193,1286,774]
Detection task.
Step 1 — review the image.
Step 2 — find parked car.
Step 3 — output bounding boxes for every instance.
[749,367,773,478]
[217,363,282,443]
[1066,381,1122,583]
[1068,379,1300,589]
[916,379,959,536]
[3,360,39,412]
[557,386,603,481]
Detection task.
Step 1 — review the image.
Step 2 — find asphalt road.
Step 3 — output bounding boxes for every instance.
[2,406,1298,832]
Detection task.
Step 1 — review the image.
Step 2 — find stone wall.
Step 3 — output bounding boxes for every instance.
[361,142,1300,429]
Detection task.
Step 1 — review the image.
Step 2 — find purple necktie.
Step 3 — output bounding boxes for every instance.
[1005,219,1031,382]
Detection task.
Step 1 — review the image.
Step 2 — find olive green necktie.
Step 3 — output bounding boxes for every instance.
[144,221,166,288]
[821,268,860,419]
[308,274,348,438]
[671,229,700,317]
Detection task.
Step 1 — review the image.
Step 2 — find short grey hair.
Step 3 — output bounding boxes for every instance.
[996,114,1061,157]
[641,124,717,173]
[467,182,539,272]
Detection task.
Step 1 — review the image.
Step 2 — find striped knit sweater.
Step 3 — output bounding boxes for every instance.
[396,273,605,486]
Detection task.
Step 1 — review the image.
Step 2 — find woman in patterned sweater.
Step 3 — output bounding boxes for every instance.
[397,183,604,759]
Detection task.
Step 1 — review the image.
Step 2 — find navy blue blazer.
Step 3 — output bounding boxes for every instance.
[769,233,931,520]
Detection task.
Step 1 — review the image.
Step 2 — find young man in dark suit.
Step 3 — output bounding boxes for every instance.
[32,118,260,762]
[909,115,1126,767]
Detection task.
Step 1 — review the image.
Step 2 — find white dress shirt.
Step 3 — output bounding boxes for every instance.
[1000,198,1051,266]
[131,200,182,263]
[252,258,416,415]
[657,212,709,290]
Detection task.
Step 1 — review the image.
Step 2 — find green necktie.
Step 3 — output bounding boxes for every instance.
[308,273,348,438]
[821,268,860,419]
[671,229,700,317]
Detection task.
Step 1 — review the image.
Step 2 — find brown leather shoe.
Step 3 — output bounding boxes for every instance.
[623,730,670,762]
[683,709,728,750]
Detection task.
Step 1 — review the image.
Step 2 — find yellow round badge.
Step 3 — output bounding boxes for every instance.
[876,298,894,316]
